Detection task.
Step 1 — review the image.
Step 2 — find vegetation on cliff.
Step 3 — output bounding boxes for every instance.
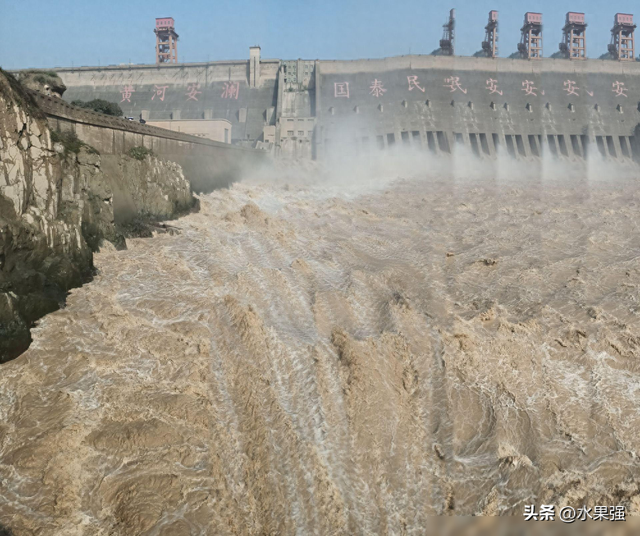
[70,98,123,117]
[50,130,99,156]
[127,146,155,160]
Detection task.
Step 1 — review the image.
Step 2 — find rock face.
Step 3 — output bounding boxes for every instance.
[103,154,194,229]
[0,71,92,361]
[14,70,67,98]
[0,71,195,362]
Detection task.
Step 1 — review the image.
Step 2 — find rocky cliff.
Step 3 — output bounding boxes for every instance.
[0,70,194,362]
[14,70,67,98]
[102,152,193,234]
[0,71,91,361]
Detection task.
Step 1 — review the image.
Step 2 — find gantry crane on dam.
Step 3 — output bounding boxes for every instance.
[435,8,636,61]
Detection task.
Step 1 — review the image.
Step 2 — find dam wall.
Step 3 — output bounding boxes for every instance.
[315,56,640,162]
[29,90,267,192]
[36,53,640,163]
[52,59,280,145]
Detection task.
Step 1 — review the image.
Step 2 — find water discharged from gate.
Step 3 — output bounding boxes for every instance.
[1,149,640,534]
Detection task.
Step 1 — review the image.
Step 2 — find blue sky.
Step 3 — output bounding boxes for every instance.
[0,0,637,69]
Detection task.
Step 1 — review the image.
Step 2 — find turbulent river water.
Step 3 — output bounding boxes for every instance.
[1,154,640,534]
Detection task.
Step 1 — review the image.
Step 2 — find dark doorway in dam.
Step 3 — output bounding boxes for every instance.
[505,135,516,158]
[412,131,421,146]
[469,133,481,157]
[479,133,490,156]
[570,135,581,157]
[492,133,500,153]
[387,133,395,147]
[620,137,631,159]
[401,131,410,145]
[515,135,526,157]
[581,135,589,159]
[558,135,569,157]
[453,133,464,147]
[547,135,558,157]
[606,136,617,158]
[436,131,450,153]
[596,136,607,157]
[427,132,437,153]
[528,135,540,157]
[377,135,385,150]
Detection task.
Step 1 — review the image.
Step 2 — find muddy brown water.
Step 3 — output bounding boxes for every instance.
[1,160,640,534]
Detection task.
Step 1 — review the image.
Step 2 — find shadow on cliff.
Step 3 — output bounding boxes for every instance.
[0,523,14,536]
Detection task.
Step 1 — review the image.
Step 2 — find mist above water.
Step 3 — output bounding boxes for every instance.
[258,139,640,201]
[1,147,640,534]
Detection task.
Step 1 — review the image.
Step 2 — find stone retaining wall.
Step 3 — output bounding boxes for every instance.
[30,90,268,193]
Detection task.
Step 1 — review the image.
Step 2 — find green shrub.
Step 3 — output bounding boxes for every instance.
[71,99,123,117]
[127,146,155,161]
[51,130,98,156]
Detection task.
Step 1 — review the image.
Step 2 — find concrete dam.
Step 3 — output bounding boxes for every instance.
[50,51,640,163]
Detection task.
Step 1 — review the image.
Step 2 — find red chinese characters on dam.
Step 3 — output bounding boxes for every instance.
[521,80,538,96]
[563,80,580,96]
[221,81,240,100]
[612,81,628,97]
[152,85,168,101]
[334,82,350,98]
[369,79,387,97]
[120,85,135,102]
[444,77,467,94]
[185,83,202,101]
[120,76,635,105]
[407,76,426,92]
[486,78,503,95]
[110,78,638,106]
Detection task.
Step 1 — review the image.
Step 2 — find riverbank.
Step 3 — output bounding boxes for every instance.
[0,70,196,362]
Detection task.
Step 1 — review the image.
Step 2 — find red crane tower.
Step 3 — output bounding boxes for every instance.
[155,17,179,64]
[608,13,636,61]
[518,12,543,59]
[559,12,587,59]
[482,10,499,58]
